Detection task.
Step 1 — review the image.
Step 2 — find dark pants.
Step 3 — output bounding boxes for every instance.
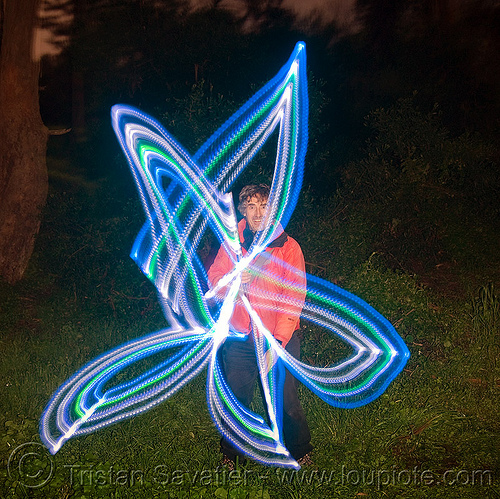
[220,331,312,462]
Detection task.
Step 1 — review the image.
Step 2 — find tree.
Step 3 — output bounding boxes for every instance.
[0,0,48,283]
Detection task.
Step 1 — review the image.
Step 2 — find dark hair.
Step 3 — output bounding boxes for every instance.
[238,184,270,215]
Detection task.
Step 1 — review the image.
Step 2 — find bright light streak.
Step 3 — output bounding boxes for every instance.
[40,42,409,467]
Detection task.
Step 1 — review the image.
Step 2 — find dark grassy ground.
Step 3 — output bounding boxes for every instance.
[1,133,499,499]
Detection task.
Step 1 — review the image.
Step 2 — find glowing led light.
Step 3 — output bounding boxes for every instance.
[40,42,409,468]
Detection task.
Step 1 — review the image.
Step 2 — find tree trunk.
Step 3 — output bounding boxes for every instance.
[0,0,48,283]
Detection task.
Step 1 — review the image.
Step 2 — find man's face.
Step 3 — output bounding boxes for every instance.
[244,195,268,232]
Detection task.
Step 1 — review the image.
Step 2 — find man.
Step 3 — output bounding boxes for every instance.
[207,184,313,468]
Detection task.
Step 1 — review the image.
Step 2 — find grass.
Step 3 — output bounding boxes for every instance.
[1,151,499,499]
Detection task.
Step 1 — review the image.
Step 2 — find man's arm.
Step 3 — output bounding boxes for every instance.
[273,239,307,346]
[207,244,234,289]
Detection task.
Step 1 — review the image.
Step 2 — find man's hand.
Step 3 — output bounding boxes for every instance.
[241,271,252,284]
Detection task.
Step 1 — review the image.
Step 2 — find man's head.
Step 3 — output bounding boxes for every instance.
[238,184,270,233]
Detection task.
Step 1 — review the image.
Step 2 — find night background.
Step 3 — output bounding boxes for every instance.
[1,0,499,498]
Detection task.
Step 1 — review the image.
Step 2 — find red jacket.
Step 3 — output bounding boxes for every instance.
[207,219,306,346]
